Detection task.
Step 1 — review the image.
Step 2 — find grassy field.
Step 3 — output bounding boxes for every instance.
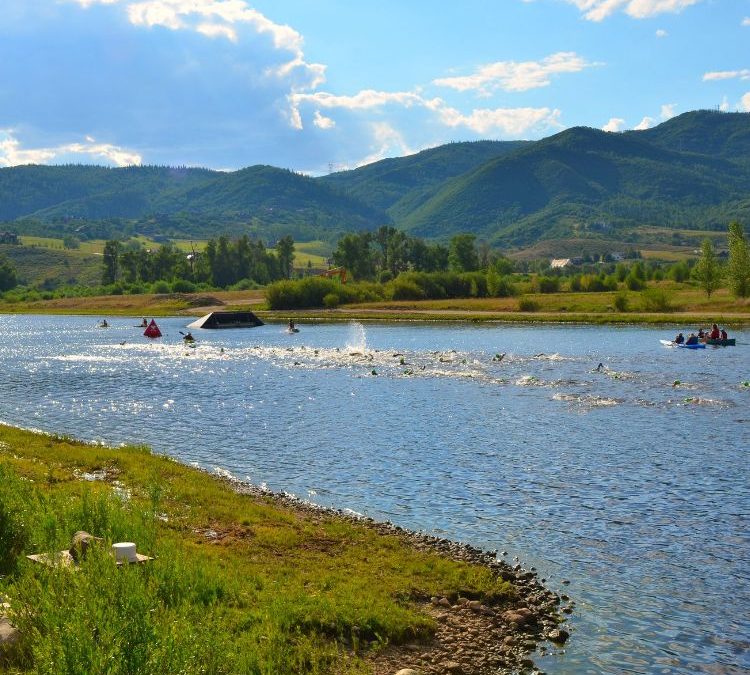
[0,425,518,673]
[1,284,748,327]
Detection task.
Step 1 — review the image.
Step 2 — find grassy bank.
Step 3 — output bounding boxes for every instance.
[0,285,747,327]
[0,424,547,674]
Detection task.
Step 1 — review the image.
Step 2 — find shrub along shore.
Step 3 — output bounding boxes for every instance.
[0,287,748,327]
[0,424,568,674]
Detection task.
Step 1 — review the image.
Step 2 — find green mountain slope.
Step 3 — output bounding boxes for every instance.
[318,140,528,218]
[397,115,750,245]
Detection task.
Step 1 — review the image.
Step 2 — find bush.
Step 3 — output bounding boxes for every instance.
[389,278,425,301]
[613,292,629,312]
[266,277,381,309]
[171,279,197,293]
[228,278,259,291]
[323,293,340,308]
[535,276,560,294]
[625,274,645,291]
[377,270,393,284]
[518,297,540,312]
[640,288,675,312]
[151,280,171,294]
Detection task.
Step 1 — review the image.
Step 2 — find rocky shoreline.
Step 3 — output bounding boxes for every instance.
[214,471,573,675]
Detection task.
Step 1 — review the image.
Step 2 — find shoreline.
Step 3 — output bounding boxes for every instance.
[0,423,569,674]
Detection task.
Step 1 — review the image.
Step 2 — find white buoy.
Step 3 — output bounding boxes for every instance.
[112,542,137,563]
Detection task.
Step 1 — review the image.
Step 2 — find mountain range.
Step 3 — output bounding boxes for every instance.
[1,110,748,249]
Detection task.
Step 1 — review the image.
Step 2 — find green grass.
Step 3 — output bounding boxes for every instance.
[0,425,514,674]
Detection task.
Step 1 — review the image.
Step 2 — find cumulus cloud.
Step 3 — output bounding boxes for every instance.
[437,105,562,135]
[741,93,750,112]
[602,117,626,132]
[660,103,676,120]
[743,17,750,26]
[0,130,141,167]
[70,0,325,89]
[290,86,562,138]
[703,69,750,81]
[433,52,594,95]
[354,123,417,167]
[634,116,654,130]
[655,28,668,37]
[562,0,701,21]
[313,111,335,130]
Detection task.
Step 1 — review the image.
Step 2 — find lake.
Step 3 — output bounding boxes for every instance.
[1,314,748,674]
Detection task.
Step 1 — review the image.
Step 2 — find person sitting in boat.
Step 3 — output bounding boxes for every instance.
[100,319,109,328]
[685,333,699,345]
[720,328,728,340]
[697,328,705,340]
[288,319,295,331]
[183,332,194,342]
[709,323,720,340]
[140,318,148,327]
[674,333,685,344]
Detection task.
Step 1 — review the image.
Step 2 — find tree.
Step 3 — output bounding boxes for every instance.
[727,221,750,298]
[101,240,121,285]
[0,255,18,292]
[693,238,722,297]
[276,235,295,279]
[332,232,374,281]
[448,234,479,272]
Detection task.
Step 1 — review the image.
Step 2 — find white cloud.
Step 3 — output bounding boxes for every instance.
[354,123,417,167]
[703,69,750,81]
[655,28,668,37]
[290,86,561,137]
[196,22,237,42]
[0,131,142,167]
[437,105,562,135]
[70,0,325,90]
[743,17,750,26]
[562,0,701,21]
[433,52,594,95]
[660,103,676,120]
[634,116,654,130]
[313,111,335,130]
[741,93,750,112]
[602,117,626,132]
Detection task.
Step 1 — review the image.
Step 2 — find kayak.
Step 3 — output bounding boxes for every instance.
[287,328,300,333]
[704,338,735,346]
[677,343,706,349]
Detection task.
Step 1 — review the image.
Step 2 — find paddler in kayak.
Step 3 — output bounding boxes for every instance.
[99,319,109,328]
[183,332,195,343]
[685,333,699,346]
[674,332,685,344]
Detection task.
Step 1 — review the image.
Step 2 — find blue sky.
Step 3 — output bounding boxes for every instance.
[0,0,748,173]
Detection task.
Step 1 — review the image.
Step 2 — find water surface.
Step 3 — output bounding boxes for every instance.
[1,315,748,674]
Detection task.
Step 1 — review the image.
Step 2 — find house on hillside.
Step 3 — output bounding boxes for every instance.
[550,258,571,269]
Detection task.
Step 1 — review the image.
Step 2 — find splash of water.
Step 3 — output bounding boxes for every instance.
[345,321,367,353]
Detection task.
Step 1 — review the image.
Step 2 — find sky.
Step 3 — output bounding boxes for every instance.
[0,0,748,174]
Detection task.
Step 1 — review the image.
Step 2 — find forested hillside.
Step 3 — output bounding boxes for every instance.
[1,110,748,249]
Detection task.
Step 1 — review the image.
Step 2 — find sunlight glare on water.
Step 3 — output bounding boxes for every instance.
[1,315,748,674]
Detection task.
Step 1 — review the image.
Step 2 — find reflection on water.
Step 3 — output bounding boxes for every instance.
[1,315,749,674]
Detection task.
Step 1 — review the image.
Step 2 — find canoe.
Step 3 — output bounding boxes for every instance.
[704,338,735,346]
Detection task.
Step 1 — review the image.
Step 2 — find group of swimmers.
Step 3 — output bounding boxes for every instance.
[674,323,728,345]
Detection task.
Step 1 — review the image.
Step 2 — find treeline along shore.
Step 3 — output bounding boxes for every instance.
[0,424,569,674]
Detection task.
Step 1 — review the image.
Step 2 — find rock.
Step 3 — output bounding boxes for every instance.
[466,600,482,611]
[438,597,451,608]
[395,669,421,675]
[0,617,19,645]
[69,530,102,562]
[547,628,570,644]
[441,662,463,674]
